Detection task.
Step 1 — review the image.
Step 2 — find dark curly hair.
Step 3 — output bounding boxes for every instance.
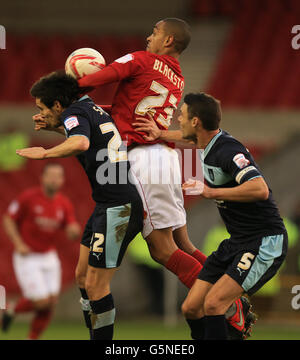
[30,71,81,109]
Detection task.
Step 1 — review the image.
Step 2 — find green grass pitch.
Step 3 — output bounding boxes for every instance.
[1,318,300,340]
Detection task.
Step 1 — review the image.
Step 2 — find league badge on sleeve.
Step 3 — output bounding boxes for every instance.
[114,54,134,64]
[233,153,250,169]
[64,116,79,130]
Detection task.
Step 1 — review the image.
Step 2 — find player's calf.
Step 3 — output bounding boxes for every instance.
[90,294,115,340]
[79,288,93,339]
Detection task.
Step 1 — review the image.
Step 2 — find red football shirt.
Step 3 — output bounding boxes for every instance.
[79,51,185,146]
[6,187,77,253]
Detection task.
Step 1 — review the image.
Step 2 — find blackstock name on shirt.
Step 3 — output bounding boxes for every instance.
[153,59,184,91]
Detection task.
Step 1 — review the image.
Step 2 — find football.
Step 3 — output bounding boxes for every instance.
[65,48,106,79]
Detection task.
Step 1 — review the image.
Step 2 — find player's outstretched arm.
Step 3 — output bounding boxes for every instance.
[78,66,119,88]
[3,214,31,255]
[212,177,269,202]
[16,136,90,160]
[183,177,269,202]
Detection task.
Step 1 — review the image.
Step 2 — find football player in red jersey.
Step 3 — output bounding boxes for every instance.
[2,163,81,339]
[78,18,253,339]
[78,18,207,289]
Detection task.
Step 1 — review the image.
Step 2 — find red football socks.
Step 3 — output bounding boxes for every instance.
[14,298,34,313]
[191,249,207,266]
[14,297,53,339]
[166,249,203,289]
[28,309,53,340]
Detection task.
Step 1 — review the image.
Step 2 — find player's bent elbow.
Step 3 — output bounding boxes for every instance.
[261,188,269,201]
[257,185,269,201]
[76,137,90,152]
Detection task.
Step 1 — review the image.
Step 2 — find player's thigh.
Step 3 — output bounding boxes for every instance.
[76,209,97,285]
[182,279,213,319]
[197,239,232,286]
[172,224,197,254]
[13,252,49,301]
[89,201,143,269]
[204,274,244,315]
[145,227,178,265]
[75,244,90,285]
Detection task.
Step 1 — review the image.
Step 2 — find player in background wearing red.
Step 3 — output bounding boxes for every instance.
[78,18,248,337]
[2,163,81,339]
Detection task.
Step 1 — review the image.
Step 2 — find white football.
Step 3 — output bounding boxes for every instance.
[65,48,106,79]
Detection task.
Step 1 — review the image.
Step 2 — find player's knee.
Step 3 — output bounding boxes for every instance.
[181,298,202,319]
[148,245,172,265]
[181,299,194,318]
[33,298,52,311]
[49,295,59,308]
[85,279,109,301]
[85,268,100,292]
[75,267,86,288]
[148,249,165,265]
[203,296,223,315]
[146,230,176,266]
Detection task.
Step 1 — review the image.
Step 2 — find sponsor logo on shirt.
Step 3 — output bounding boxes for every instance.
[35,217,60,231]
[56,209,64,220]
[34,205,44,214]
[233,153,250,169]
[64,116,79,130]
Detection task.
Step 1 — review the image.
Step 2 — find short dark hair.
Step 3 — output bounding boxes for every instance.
[162,18,191,54]
[30,71,80,109]
[184,93,221,130]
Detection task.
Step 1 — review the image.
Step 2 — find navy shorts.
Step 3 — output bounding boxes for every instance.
[81,199,143,268]
[198,232,288,296]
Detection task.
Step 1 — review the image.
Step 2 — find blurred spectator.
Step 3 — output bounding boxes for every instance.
[1,162,80,339]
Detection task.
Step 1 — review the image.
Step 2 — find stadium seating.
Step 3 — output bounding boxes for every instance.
[192,0,300,108]
[0,34,145,104]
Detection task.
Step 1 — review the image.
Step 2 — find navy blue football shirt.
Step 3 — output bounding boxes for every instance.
[201,130,285,242]
[61,95,140,205]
